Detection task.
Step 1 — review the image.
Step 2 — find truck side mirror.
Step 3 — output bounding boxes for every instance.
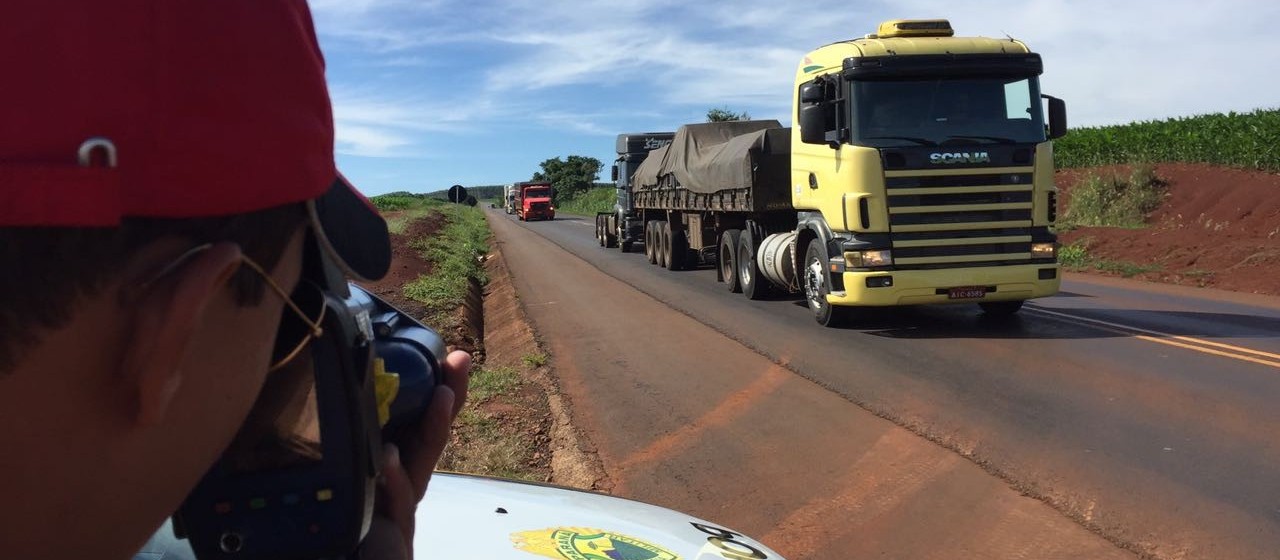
[799,82,825,104]
[612,165,619,182]
[1043,95,1067,139]
[799,104,830,146]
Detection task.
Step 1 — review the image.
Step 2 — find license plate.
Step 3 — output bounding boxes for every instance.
[948,287,987,300]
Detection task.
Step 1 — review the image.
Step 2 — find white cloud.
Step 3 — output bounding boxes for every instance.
[309,0,475,52]
[336,125,414,158]
[473,0,1280,126]
[329,86,501,157]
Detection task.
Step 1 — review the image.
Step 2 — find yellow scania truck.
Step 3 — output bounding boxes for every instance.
[601,19,1066,326]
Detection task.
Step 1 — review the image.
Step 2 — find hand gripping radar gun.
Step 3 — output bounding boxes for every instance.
[173,275,447,560]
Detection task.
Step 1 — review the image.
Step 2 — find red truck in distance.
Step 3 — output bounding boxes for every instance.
[515,181,555,221]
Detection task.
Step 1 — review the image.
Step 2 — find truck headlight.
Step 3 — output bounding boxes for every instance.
[844,249,892,267]
[1031,242,1056,259]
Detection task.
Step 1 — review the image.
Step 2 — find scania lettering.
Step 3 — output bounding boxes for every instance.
[596,19,1067,326]
[930,152,992,164]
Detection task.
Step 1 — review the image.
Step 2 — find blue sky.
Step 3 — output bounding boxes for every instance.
[310,0,1280,195]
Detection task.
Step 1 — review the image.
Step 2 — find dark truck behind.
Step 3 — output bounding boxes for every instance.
[596,132,673,252]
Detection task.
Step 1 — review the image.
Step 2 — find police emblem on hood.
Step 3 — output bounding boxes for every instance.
[512,527,680,560]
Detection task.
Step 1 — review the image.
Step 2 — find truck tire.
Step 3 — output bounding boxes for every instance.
[645,221,658,264]
[617,218,632,252]
[666,223,687,271]
[604,219,617,248]
[658,221,671,269]
[738,229,770,300]
[720,229,742,293]
[979,300,1024,316]
[804,237,850,327]
[595,216,604,246]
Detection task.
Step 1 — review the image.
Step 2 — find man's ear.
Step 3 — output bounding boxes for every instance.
[121,242,244,427]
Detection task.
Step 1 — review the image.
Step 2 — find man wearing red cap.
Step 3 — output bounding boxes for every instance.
[0,1,470,558]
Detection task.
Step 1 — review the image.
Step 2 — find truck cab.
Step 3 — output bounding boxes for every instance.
[503,184,516,214]
[791,19,1067,324]
[516,182,555,221]
[601,132,673,251]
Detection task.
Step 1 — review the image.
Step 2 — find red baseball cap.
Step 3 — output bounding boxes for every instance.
[0,0,390,281]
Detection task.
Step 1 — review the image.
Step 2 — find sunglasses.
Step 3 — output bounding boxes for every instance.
[139,244,326,373]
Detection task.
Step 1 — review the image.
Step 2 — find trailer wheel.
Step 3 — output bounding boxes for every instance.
[804,237,850,327]
[658,221,671,269]
[979,300,1024,316]
[666,223,687,271]
[738,229,770,300]
[595,216,604,246]
[645,221,658,264]
[720,229,742,293]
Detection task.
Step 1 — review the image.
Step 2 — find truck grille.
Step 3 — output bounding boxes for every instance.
[884,169,1036,268]
[530,202,550,211]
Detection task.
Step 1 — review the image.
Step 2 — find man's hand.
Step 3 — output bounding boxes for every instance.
[362,350,471,560]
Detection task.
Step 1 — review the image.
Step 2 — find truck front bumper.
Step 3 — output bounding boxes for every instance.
[827,264,1060,307]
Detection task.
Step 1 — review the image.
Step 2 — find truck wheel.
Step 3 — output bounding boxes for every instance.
[595,216,604,246]
[738,229,770,300]
[658,221,671,269]
[979,300,1024,316]
[720,229,742,292]
[804,238,850,327]
[645,221,658,264]
[604,221,617,248]
[666,224,687,271]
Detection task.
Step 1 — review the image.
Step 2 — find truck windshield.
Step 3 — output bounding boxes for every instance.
[851,76,1047,148]
[525,188,550,198]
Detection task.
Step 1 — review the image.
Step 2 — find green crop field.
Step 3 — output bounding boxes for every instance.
[555,186,615,216]
[1055,108,1280,171]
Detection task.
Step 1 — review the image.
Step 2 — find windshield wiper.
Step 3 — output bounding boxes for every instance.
[864,136,937,146]
[945,135,1017,144]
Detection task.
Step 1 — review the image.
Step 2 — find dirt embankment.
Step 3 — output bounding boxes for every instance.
[359,213,601,486]
[362,213,443,334]
[1057,162,1280,295]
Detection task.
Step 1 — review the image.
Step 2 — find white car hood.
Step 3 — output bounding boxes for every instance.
[416,472,785,560]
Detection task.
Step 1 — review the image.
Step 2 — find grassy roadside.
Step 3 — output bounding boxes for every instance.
[1059,238,1161,278]
[402,203,489,326]
[1060,164,1168,230]
[368,193,541,480]
[1056,166,1167,279]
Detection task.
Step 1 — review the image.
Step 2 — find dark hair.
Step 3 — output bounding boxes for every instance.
[0,203,308,373]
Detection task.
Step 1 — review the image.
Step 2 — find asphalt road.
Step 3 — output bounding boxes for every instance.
[487,209,1280,560]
